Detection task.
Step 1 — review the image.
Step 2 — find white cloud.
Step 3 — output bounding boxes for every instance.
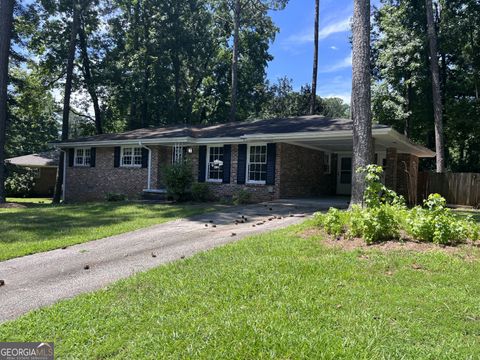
[319,55,352,73]
[330,46,339,50]
[282,17,351,47]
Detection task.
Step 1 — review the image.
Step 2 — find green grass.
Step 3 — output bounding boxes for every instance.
[0,201,215,261]
[1,221,479,359]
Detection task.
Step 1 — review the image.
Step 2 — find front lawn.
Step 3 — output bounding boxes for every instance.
[0,201,216,261]
[1,221,479,359]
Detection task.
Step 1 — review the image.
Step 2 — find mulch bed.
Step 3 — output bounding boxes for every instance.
[302,228,480,259]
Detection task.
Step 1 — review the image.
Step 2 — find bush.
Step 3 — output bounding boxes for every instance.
[405,194,479,244]
[233,189,251,205]
[105,193,127,202]
[191,183,214,202]
[315,165,479,245]
[163,161,193,202]
[5,166,36,197]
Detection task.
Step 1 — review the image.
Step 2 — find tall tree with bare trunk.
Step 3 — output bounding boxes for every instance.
[310,0,320,115]
[351,0,374,205]
[0,0,15,204]
[53,2,81,204]
[425,0,445,173]
[229,0,241,122]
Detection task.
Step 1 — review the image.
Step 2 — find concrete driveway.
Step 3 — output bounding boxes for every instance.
[0,199,336,323]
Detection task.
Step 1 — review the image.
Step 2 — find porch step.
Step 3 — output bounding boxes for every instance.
[142,189,168,201]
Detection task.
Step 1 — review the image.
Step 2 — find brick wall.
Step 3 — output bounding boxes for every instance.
[65,146,161,202]
[278,143,333,198]
[67,142,411,202]
[191,144,280,202]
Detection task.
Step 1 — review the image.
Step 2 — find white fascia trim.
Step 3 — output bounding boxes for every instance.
[386,129,436,158]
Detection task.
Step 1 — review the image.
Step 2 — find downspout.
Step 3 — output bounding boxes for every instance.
[57,147,67,202]
[139,141,152,190]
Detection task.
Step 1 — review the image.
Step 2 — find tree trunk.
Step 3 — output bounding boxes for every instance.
[0,0,14,204]
[79,21,103,134]
[53,2,80,204]
[310,0,319,115]
[229,0,241,122]
[425,0,445,173]
[350,0,373,206]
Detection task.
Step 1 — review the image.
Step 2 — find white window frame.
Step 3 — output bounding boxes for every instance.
[246,144,268,185]
[206,145,224,183]
[172,144,185,164]
[74,147,91,167]
[120,146,143,168]
[323,152,331,174]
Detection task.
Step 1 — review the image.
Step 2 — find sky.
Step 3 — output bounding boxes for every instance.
[266,0,381,104]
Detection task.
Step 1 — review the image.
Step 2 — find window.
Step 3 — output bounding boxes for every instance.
[75,148,91,167]
[247,145,267,184]
[323,153,331,174]
[172,144,188,164]
[206,146,224,182]
[121,146,142,167]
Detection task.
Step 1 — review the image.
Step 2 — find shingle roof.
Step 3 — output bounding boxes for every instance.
[5,151,59,168]
[58,115,390,143]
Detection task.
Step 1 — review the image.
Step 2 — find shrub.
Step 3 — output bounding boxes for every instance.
[405,194,480,244]
[191,183,214,202]
[321,208,346,236]
[315,166,480,245]
[233,189,251,205]
[105,192,127,202]
[5,166,36,197]
[163,161,193,202]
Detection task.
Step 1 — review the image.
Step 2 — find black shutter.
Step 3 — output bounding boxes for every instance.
[114,147,121,168]
[222,145,231,184]
[68,148,74,167]
[141,148,149,168]
[198,145,207,182]
[266,143,276,185]
[90,148,96,167]
[237,144,247,184]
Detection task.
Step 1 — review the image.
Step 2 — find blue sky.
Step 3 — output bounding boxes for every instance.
[267,0,380,104]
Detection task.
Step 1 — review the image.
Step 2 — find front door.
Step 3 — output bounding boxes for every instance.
[337,155,352,195]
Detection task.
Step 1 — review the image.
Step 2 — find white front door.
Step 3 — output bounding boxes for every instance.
[337,155,352,195]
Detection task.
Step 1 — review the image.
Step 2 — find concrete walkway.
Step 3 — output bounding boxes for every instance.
[0,200,329,323]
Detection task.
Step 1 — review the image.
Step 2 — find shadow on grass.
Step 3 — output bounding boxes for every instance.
[0,202,213,246]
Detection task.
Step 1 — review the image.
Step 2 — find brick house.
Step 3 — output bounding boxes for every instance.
[54,115,434,203]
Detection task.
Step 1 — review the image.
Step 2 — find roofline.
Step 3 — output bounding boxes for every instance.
[51,127,435,158]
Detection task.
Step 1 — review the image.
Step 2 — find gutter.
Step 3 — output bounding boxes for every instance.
[138,142,152,190]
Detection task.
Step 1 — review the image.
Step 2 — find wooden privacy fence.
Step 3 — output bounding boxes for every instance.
[418,172,480,207]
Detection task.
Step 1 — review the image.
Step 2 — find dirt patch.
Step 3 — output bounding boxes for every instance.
[301,228,480,258]
[0,203,27,209]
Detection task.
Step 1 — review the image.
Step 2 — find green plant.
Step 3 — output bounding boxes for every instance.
[191,183,214,202]
[163,161,193,202]
[233,189,251,205]
[5,166,36,197]
[405,194,479,245]
[105,193,127,202]
[317,208,346,237]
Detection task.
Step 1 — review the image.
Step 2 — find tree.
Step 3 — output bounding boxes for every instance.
[351,0,374,205]
[425,0,445,172]
[78,1,103,134]
[225,0,288,122]
[310,0,319,115]
[53,1,81,204]
[0,0,15,204]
